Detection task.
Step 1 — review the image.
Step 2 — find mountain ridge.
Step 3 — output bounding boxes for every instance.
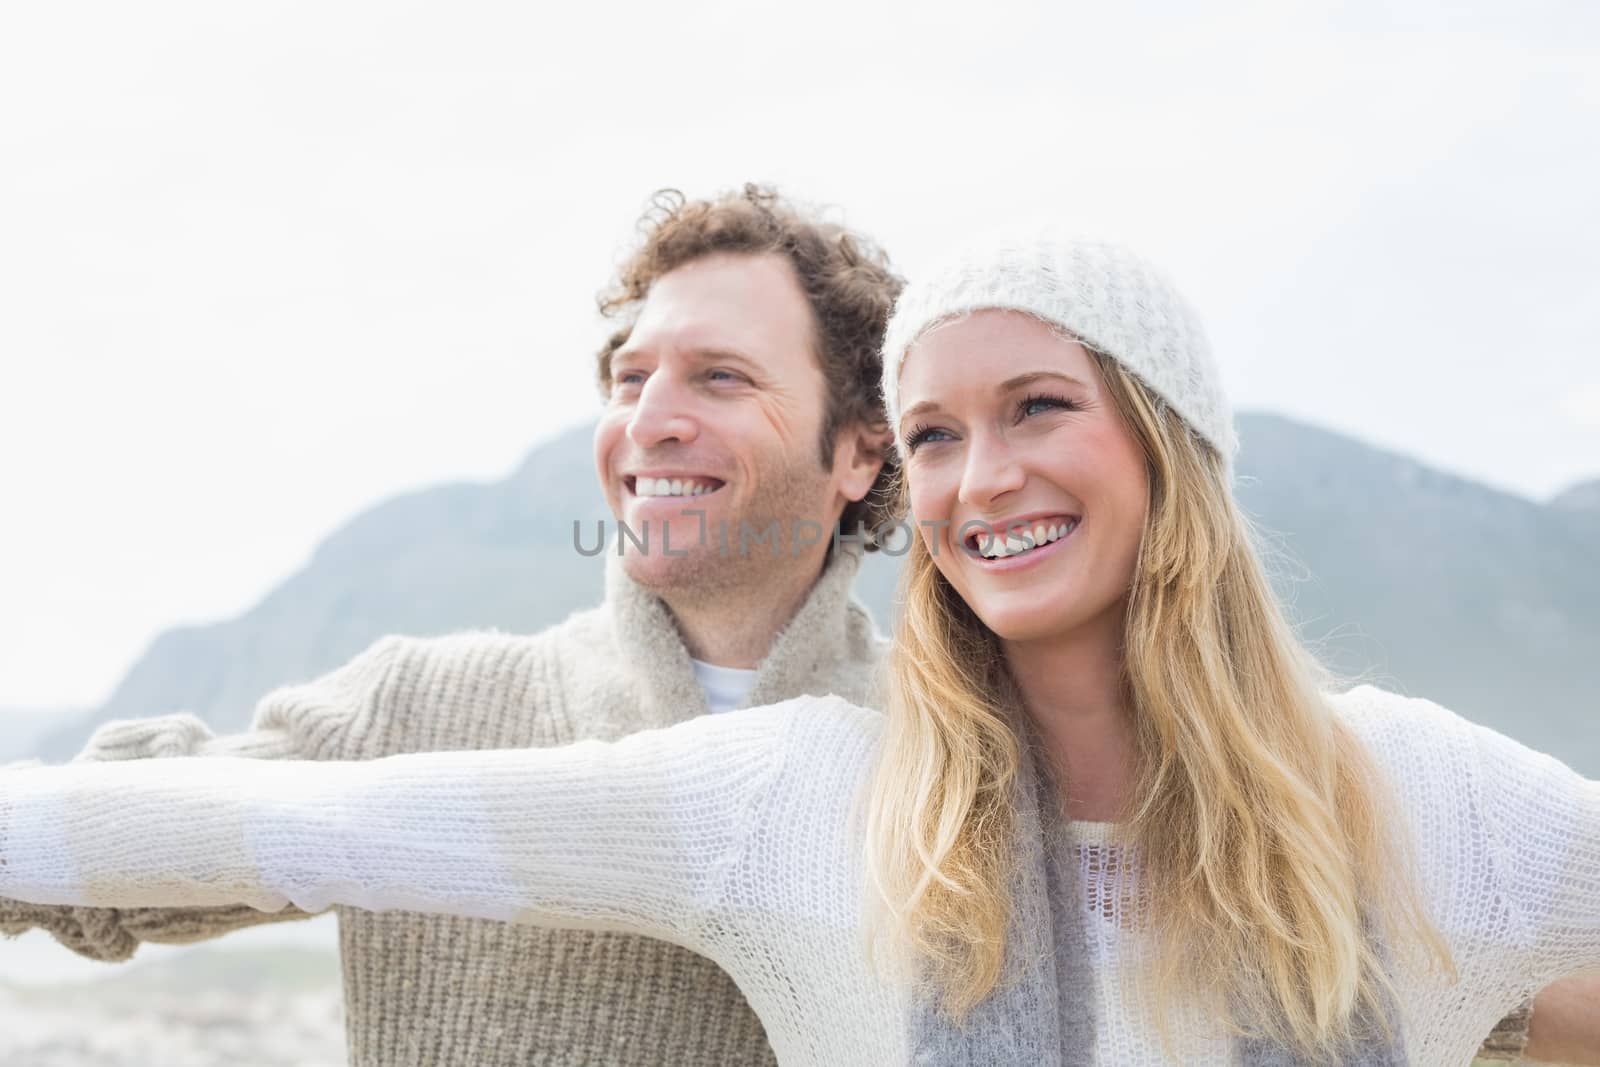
[37,414,1600,775]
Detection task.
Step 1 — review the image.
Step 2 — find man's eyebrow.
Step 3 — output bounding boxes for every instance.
[609,346,760,371]
[608,345,644,369]
[684,346,763,371]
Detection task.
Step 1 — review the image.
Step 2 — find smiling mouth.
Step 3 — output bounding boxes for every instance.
[625,475,726,499]
[965,517,1080,560]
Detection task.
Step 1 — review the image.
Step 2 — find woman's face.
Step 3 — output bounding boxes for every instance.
[897,309,1150,645]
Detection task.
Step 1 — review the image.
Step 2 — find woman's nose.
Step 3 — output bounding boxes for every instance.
[957,431,1027,509]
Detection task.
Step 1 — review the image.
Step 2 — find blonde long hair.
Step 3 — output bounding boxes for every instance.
[863,348,1451,1058]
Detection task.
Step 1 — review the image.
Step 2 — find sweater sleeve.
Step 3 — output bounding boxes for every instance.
[1468,718,1600,984]
[0,696,806,953]
[0,637,403,961]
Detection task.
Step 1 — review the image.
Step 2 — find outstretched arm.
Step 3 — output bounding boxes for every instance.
[1470,722,1600,1064]
[1470,721,1600,980]
[0,639,407,960]
[0,717,319,960]
[1,698,802,952]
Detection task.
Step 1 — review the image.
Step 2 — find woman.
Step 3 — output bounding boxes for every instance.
[3,235,1596,1065]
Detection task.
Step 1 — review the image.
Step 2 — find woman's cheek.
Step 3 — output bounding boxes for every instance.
[906,463,949,520]
[906,481,951,556]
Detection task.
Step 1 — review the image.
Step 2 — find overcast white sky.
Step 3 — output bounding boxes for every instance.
[2,0,1596,711]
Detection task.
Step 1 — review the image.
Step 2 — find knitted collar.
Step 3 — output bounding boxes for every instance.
[603,544,873,726]
[911,719,1406,1066]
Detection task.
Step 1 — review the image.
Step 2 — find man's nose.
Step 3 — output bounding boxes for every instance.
[626,373,700,448]
[957,430,1027,510]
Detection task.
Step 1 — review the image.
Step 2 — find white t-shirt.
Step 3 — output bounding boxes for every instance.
[690,658,758,714]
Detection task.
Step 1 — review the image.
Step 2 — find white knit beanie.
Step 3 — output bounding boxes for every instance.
[881,233,1238,473]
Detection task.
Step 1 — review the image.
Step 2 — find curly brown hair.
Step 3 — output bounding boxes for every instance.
[595,184,904,547]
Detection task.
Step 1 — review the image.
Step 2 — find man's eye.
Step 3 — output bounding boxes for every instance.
[614,370,645,387]
[707,369,744,383]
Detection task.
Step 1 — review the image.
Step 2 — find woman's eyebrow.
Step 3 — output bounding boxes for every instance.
[898,399,941,426]
[997,370,1090,392]
[897,369,1093,427]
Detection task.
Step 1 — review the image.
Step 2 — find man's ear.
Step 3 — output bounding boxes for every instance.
[833,422,893,503]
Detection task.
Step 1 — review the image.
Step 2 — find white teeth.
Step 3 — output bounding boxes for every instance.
[636,477,718,498]
[974,519,1077,560]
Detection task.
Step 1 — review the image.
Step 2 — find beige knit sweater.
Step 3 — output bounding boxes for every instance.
[0,547,885,1066]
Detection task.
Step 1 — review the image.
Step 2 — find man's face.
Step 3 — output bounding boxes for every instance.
[594,251,867,598]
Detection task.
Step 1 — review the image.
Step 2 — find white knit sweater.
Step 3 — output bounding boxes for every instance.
[2,685,1595,1066]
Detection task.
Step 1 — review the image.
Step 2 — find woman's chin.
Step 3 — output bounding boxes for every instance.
[967,586,1125,646]
[971,602,1084,645]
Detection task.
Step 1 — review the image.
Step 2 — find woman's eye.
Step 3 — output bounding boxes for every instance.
[614,370,646,388]
[1018,393,1075,418]
[904,424,952,453]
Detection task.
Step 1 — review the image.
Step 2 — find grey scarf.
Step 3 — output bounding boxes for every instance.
[910,727,1405,1065]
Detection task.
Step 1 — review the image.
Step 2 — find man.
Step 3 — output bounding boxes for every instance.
[0,184,900,1066]
[2,185,1579,1064]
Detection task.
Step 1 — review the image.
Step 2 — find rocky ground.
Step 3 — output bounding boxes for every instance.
[0,946,345,1067]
